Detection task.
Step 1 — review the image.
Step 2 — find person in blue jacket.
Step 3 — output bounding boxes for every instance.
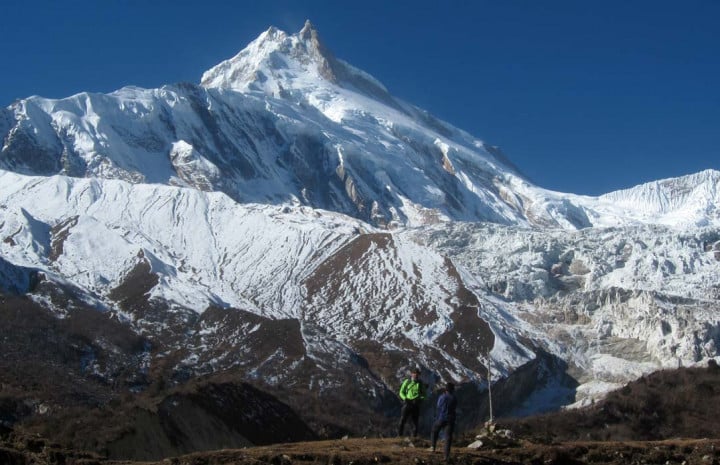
[430,382,457,461]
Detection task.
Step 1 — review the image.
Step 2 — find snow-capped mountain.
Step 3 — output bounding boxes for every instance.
[598,169,720,227]
[3,21,717,230]
[1,20,719,452]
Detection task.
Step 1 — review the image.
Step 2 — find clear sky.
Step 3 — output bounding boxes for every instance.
[1,0,718,195]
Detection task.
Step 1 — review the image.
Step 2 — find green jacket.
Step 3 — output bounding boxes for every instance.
[399,378,425,401]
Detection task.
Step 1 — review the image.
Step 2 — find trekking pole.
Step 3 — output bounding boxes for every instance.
[486,355,493,424]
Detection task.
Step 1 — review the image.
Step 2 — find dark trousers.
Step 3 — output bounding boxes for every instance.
[431,419,454,460]
[398,400,420,436]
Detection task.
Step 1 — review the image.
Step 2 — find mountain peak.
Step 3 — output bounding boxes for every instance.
[200,21,336,93]
[198,21,402,114]
[598,168,720,226]
[299,19,317,40]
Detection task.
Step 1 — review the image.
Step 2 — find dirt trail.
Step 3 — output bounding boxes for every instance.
[100,437,720,465]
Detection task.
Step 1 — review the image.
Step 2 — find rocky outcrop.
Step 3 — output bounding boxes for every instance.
[104,382,316,461]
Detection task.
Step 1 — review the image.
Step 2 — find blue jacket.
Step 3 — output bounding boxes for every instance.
[435,391,457,422]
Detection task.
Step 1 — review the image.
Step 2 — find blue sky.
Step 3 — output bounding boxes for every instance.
[1,0,718,195]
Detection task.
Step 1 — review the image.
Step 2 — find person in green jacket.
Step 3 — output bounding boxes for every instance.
[398,367,426,437]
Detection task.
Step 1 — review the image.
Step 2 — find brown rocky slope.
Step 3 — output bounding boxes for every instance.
[3,362,720,464]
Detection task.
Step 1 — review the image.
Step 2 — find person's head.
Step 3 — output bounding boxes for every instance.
[445,382,455,393]
[410,368,420,379]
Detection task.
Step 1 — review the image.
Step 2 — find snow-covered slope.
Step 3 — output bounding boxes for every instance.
[0,169,536,382]
[2,166,718,413]
[0,170,347,315]
[597,169,720,227]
